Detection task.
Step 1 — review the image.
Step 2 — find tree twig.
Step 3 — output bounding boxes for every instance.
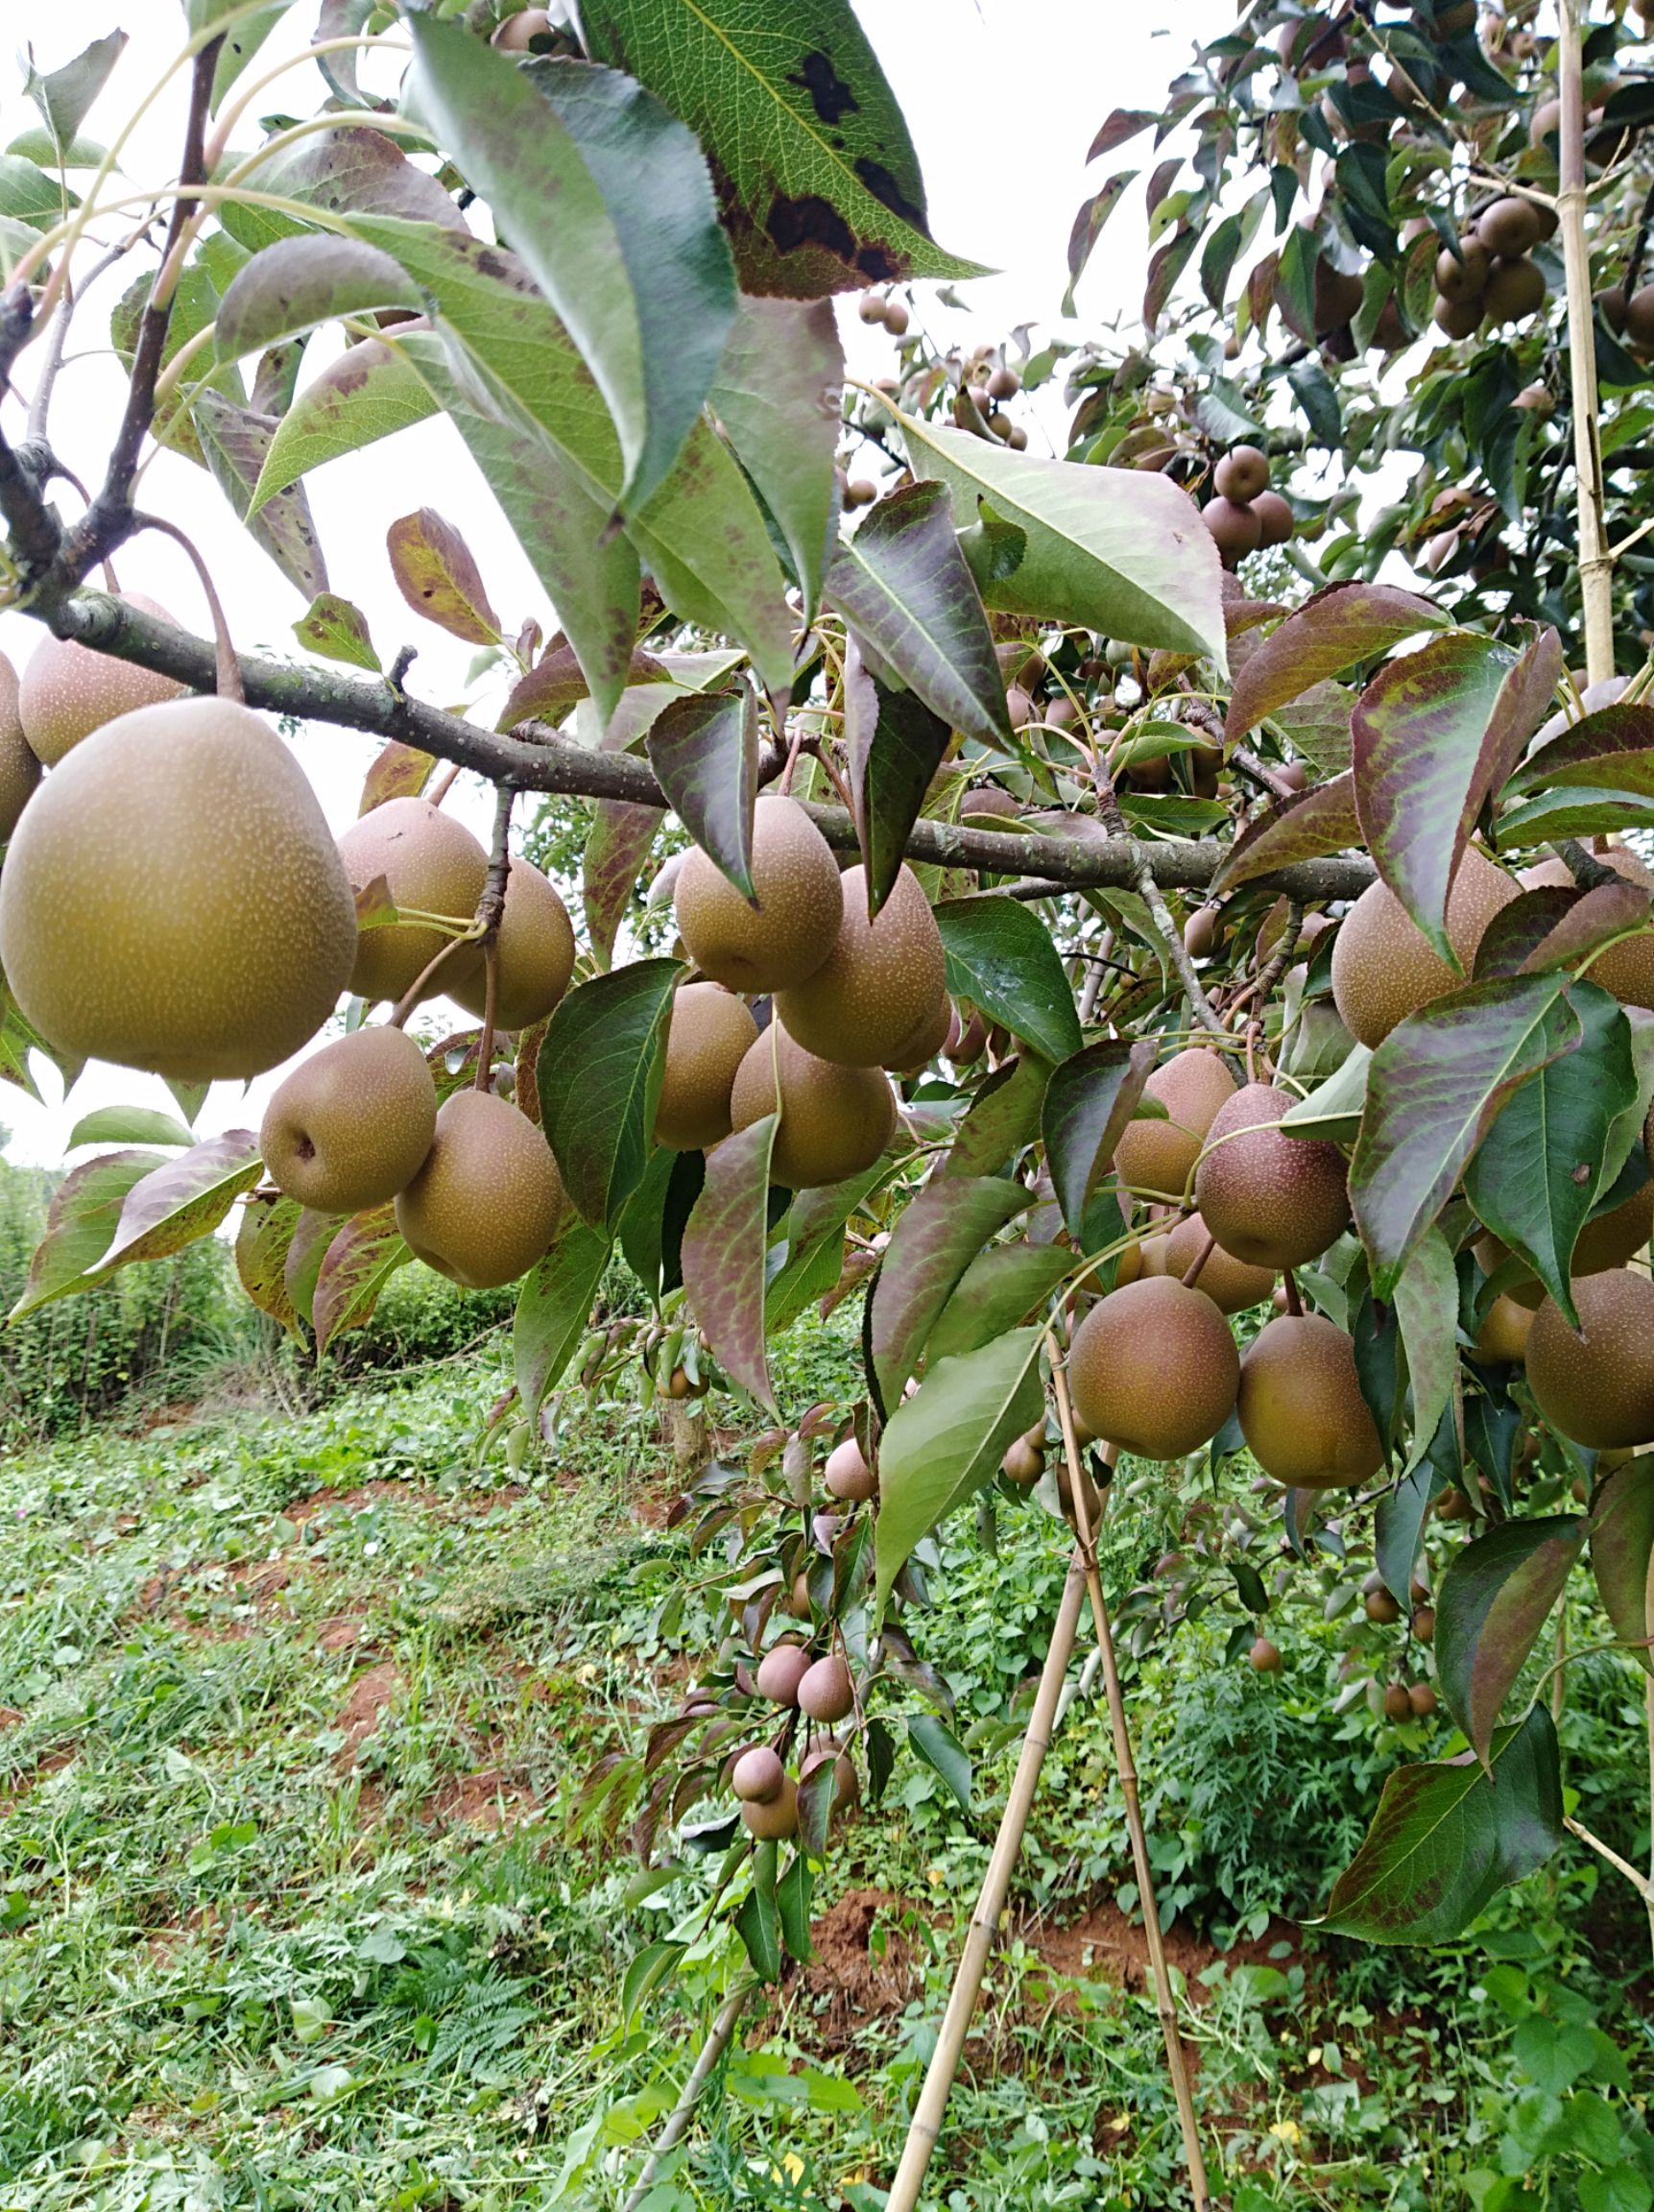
[1565,1814,1654,1906]
[620,1978,757,2212]
[1558,0,1615,685]
[472,785,515,1084]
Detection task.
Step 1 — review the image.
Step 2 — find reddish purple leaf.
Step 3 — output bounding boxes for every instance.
[1041,1039,1157,1241]
[1088,108,1158,160]
[1436,1517,1586,1770]
[1480,626,1564,798]
[386,508,501,644]
[1210,769,1360,893]
[645,686,759,900]
[681,1110,778,1412]
[1523,879,1654,977]
[98,1131,264,1273]
[584,800,664,969]
[1510,699,1654,795]
[1066,173,1136,307]
[11,1149,159,1317]
[1225,583,1447,740]
[869,1173,1030,1408]
[1353,631,1517,965]
[498,645,670,733]
[285,1207,346,1327]
[1590,1457,1654,1675]
[1473,887,1581,980]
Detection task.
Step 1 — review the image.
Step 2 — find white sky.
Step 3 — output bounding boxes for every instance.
[0,0,1229,1165]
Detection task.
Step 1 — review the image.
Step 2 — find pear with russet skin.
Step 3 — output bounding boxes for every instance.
[18,594,188,766]
[261,1025,437,1214]
[395,1089,564,1289]
[775,863,946,1070]
[446,858,575,1030]
[338,798,489,1007]
[674,794,843,994]
[655,981,759,1152]
[0,654,40,840]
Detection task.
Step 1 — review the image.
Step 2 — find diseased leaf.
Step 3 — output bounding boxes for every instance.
[1350,973,1578,1295]
[1463,981,1634,1326]
[681,1112,778,1412]
[584,802,664,970]
[295,590,380,671]
[194,390,327,597]
[284,1208,345,1328]
[710,294,842,620]
[1437,1517,1587,1769]
[252,330,440,512]
[869,1175,1030,1407]
[539,959,681,1228]
[1590,1456,1654,1674]
[645,688,758,901]
[313,1206,410,1358]
[500,644,670,734]
[10,1151,161,1319]
[1320,1705,1562,1943]
[515,1222,612,1422]
[1478,625,1565,798]
[220,126,457,257]
[843,643,951,918]
[215,233,417,361]
[825,480,1010,752]
[874,1328,1044,1617]
[1210,769,1360,893]
[385,508,501,645]
[1352,633,1517,965]
[360,741,433,814]
[94,1132,264,1277]
[1042,1039,1157,1243]
[1225,583,1449,740]
[235,1190,302,1337]
[901,414,1226,665]
[935,899,1082,1067]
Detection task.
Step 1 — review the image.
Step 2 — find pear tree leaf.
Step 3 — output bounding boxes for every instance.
[868,1175,1031,1408]
[681,1112,778,1412]
[1436,1517,1587,1770]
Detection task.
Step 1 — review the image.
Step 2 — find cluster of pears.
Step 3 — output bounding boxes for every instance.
[1430,195,1554,338]
[732,1636,859,1840]
[1201,445,1295,569]
[857,286,911,339]
[661,795,947,1190]
[1067,1045,1382,1490]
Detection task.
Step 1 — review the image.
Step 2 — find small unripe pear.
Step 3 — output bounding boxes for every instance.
[492,7,552,48]
[1365,1588,1401,1624]
[1249,1637,1282,1672]
[1407,1681,1437,1718]
[1214,445,1270,502]
[755,1643,813,1707]
[797,1652,854,1723]
[1001,1434,1044,1487]
[825,1436,877,1502]
[1382,1681,1414,1722]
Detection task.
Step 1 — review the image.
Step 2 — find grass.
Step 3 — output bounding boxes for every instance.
[0,1311,1651,2209]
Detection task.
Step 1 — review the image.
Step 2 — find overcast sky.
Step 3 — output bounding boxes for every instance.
[0,0,1229,1166]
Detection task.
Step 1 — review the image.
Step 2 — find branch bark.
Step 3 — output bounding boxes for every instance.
[9,589,1378,904]
[1559,0,1615,687]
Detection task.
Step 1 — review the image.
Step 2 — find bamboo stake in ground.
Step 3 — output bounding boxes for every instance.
[1048,1350,1212,2211]
[1558,0,1615,688]
[884,1551,1089,2212]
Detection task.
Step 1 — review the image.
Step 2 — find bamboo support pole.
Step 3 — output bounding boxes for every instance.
[1559,0,1615,687]
[1049,1351,1212,2211]
[883,1551,1089,2211]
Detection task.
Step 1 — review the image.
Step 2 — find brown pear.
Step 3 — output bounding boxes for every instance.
[1253,489,1294,546]
[674,795,843,993]
[394,1089,564,1288]
[655,981,759,1152]
[338,798,489,1006]
[492,6,551,45]
[1067,1276,1239,1459]
[18,594,189,765]
[261,1024,437,1214]
[776,863,946,1069]
[731,1745,786,1804]
[797,1653,854,1723]
[0,696,356,1081]
[755,1643,812,1707]
[1164,1211,1276,1314]
[0,652,40,840]
[1522,847,1654,1009]
[1471,1293,1533,1365]
[1476,195,1545,259]
[885,989,952,1074]
[1330,845,1518,1046]
[1484,256,1546,324]
[446,858,575,1029]
[728,1022,896,1188]
[1237,1313,1383,1489]
[1115,1047,1237,1202]
[1476,1181,1654,1309]
[1203,497,1262,566]
[741,1777,799,1839]
[1434,237,1491,302]
[1527,1270,1654,1449]
[1194,1083,1350,1269]
[1214,445,1270,502]
[825,1435,877,1502]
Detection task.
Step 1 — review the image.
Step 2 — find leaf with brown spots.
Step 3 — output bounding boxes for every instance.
[313,1206,411,1358]
[359,743,433,816]
[386,509,502,645]
[236,1191,303,1337]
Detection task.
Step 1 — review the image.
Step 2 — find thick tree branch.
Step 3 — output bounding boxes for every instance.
[19,588,1378,903]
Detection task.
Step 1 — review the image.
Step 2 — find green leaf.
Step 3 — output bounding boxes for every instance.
[1589,1456,1654,1674]
[1225,582,1448,741]
[252,331,440,513]
[620,1938,687,2030]
[65,1107,195,1152]
[1352,633,1518,966]
[900,413,1227,665]
[1437,1518,1587,1769]
[946,1052,1048,1179]
[91,1132,265,1280]
[1350,973,1579,1297]
[577,0,981,295]
[219,126,457,257]
[235,1191,302,1339]
[777,1851,814,1961]
[283,1209,345,1329]
[386,507,501,646]
[1280,1042,1374,1145]
[312,1207,410,1358]
[10,1151,162,1320]
[765,1163,892,1336]
[1464,981,1635,1327]
[1319,1705,1562,1943]
[1392,1226,1458,1479]
[825,480,1010,752]
[709,295,842,621]
[521,53,738,519]
[680,1113,778,1412]
[735,1846,782,1984]
[194,390,328,599]
[1210,769,1360,894]
[935,899,1082,1066]
[410,20,731,517]
[645,688,758,900]
[1042,1039,1157,1243]
[874,1328,1043,1617]
[1509,700,1654,795]
[539,959,682,1228]
[843,649,951,919]
[0,156,76,231]
[295,591,380,672]
[1496,788,1654,844]
[907,1714,971,1813]
[215,234,417,362]
[515,1223,613,1423]
[869,1175,1030,1407]
[925,1245,1072,1364]
[26,32,126,156]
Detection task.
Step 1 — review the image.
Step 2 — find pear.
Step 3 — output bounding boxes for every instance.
[674,794,843,993]
[1527,1269,1654,1449]
[1237,1313,1383,1489]
[885,989,952,1073]
[741,1776,799,1839]
[0,696,356,1080]
[1067,1276,1239,1458]
[1470,1293,1533,1365]
[655,981,759,1152]
[728,1022,896,1189]
[337,798,489,1006]
[394,1089,564,1288]
[1330,845,1518,1046]
[797,1653,854,1723]
[731,1745,786,1804]
[1522,847,1654,1009]
[18,595,188,765]
[1194,1083,1349,1269]
[445,858,575,1029]
[261,1025,437,1214]
[1164,1211,1276,1313]
[755,1643,812,1707]
[1115,1047,1236,1201]
[775,863,947,1069]
[0,653,40,840]
[824,1435,877,1502]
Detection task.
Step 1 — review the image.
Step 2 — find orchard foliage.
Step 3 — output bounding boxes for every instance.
[0,0,1653,2054]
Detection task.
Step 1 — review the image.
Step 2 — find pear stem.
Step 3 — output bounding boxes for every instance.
[1181,1231,1216,1291]
[1558,0,1615,686]
[1282,1270,1303,1317]
[471,785,515,1089]
[129,511,243,704]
